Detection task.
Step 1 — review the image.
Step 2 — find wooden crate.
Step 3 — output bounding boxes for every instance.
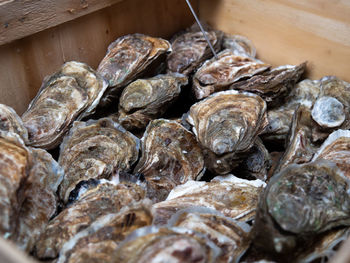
[0,0,349,262]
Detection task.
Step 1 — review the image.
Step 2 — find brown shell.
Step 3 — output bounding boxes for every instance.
[192,49,270,99]
[0,104,28,143]
[34,181,145,259]
[97,34,171,105]
[58,118,140,203]
[116,74,188,130]
[134,119,205,202]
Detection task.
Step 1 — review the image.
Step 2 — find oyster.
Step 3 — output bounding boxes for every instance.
[168,207,252,263]
[222,34,256,57]
[253,160,350,255]
[192,49,269,99]
[97,34,171,105]
[58,118,140,203]
[153,174,266,225]
[0,131,32,238]
[57,199,153,263]
[13,148,64,252]
[22,61,107,149]
[116,74,188,130]
[35,180,145,259]
[111,226,220,263]
[134,119,205,202]
[0,104,28,143]
[187,90,268,175]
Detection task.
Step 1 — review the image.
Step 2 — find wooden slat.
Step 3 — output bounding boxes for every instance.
[0,0,125,45]
[199,0,350,82]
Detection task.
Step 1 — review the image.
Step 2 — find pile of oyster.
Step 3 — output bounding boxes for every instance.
[1,24,350,263]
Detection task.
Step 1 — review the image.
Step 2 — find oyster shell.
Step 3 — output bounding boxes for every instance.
[13,148,64,252]
[22,61,107,149]
[58,118,140,203]
[187,90,268,175]
[97,34,171,105]
[116,74,188,130]
[134,119,205,202]
[168,207,252,263]
[253,159,350,255]
[222,34,256,57]
[0,131,32,238]
[111,226,220,263]
[35,180,145,259]
[0,104,28,143]
[153,174,266,225]
[57,199,153,263]
[192,49,270,99]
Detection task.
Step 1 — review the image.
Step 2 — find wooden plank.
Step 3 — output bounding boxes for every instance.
[199,0,350,82]
[0,0,125,45]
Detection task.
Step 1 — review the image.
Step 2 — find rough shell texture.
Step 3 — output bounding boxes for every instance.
[13,148,63,252]
[167,30,222,75]
[116,74,188,130]
[192,49,270,99]
[35,181,145,259]
[168,207,252,263]
[97,34,171,105]
[111,226,220,263]
[0,104,28,143]
[134,119,205,202]
[58,118,140,203]
[153,174,265,225]
[253,160,350,255]
[57,199,153,263]
[22,61,107,149]
[222,34,256,57]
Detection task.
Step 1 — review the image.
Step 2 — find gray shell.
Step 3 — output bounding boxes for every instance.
[0,104,28,143]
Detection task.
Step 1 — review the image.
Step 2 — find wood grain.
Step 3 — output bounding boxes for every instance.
[199,0,350,82]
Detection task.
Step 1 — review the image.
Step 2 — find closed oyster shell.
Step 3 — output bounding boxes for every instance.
[111,226,220,263]
[134,119,205,202]
[192,49,270,99]
[253,160,350,255]
[168,207,252,263]
[0,104,28,143]
[153,174,266,225]
[97,34,171,105]
[116,74,188,130]
[57,199,153,263]
[35,180,145,259]
[22,61,107,149]
[13,148,64,252]
[58,118,140,203]
[222,34,256,57]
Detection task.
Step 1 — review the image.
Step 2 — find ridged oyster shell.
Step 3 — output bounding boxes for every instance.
[153,174,266,225]
[97,34,171,105]
[134,119,205,202]
[116,74,188,130]
[58,118,140,203]
[253,160,350,255]
[192,49,270,99]
[35,180,145,259]
[222,34,256,57]
[57,199,153,263]
[22,61,107,149]
[0,104,28,143]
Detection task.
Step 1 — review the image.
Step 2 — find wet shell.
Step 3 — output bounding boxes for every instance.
[116,74,188,130]
[0,104,28,143]
[97,34,171,105]
[22,61,107,149]
[222,34,256,57]
[111,226,220,263]
[35,180,145,259]
[58,118,140,203]
[253,160,350,255]
[192,49,270,99]
[57,199,153,263]
[168,207,252,263]
[134,119,205,202]
[153,174,266,225]
[13,148,64,252]
[0,131,32,238]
